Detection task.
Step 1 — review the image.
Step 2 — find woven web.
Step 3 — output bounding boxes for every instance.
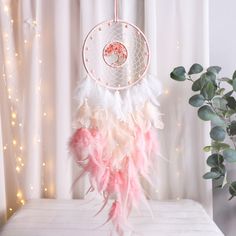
[83,20,149,90]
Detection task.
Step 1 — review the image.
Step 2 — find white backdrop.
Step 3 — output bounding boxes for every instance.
[0,0,211,226]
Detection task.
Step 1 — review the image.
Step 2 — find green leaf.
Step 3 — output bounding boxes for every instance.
[201,71,217,83]
[227,121,236,136]
[223,90,234,98]
[207,153,224,167]
[233,70,236,80]
[197,105,214,121]
[218,77,233,85]
[210,126,226,141]
[188,63,203,75]
[170,67,186,81]
[233,79,236,91]
[229,182,236,195]
[225,109,236,118]
[211,115,225,126]
[213,165,226,175]
[207,66,221,74]
[192,78,202,91]
[200,82,216,100]
[223,149,236,162]
[203,171,221,179]
[203,146,211,152]
[212,97,227,111]
[229,181,236,200]
[212,142,230,152]
[226,96,236,110]
[189,94,205,107]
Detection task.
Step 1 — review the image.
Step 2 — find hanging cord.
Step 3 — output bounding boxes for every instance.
[114,0,118,22]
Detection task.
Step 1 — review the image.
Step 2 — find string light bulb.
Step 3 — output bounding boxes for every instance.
[16,191,22,198]
[11,112,16,119]
[4,5,9,12]
[16,166,20,172]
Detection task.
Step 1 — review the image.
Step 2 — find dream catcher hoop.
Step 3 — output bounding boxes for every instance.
[82,0,150,90]
[70,1,163,235]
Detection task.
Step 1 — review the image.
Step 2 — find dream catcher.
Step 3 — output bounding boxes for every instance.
[69,0,163,235]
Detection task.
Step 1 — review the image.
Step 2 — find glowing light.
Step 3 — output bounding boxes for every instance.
[11,121,16,126]
[16,191,22,198]
[37,86,41,91]
[43,112,47,117]
[4,33,8,38]
[19,123,22,127]
[12,139,17,145]
[12,112,16,119]
[18,157,22,162]
[9,208,13,212]
[36,33,41,38]
[20,199,25,205]
[15,53,18,57]
[4,5,9,12]
[42,162,46,167]
[21,163,24,167]
[8,95,11,99]
[176,197,180,201]
[30,186,34,190]
[19,146,23,151]
[16,166,20,172]
[3,146,7,150]
[44,188,48,192]
[11,19,14,23]
[164,89,169,95]
[37,139,41,143]
[38,60,42,64]
[24,39,28,44]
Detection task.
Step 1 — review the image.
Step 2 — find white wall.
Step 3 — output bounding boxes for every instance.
[210,0,236,235]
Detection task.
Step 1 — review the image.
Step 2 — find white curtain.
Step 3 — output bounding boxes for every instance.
[0,0,211,226]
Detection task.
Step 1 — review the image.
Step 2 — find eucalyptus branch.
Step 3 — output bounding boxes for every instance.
[170,63,236,200]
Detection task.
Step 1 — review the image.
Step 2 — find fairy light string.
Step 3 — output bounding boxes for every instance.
[1,1,45,215]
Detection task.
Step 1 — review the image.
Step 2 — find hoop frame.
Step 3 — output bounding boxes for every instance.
[82,19,150,90]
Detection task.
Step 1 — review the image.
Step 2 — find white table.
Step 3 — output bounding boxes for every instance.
[0,199,223,236]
